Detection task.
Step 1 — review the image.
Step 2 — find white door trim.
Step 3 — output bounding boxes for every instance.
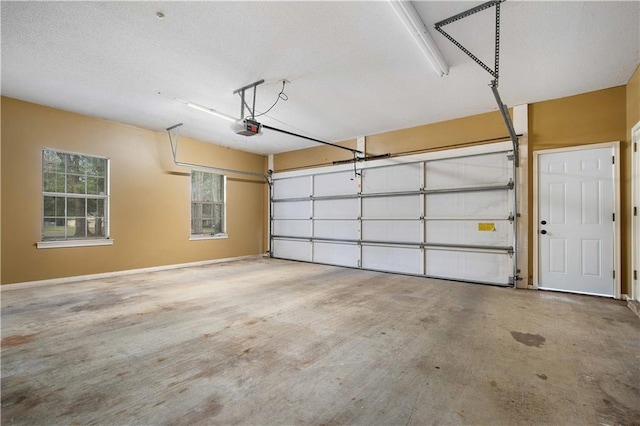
[631,122,640,301]
[533,141,621,299]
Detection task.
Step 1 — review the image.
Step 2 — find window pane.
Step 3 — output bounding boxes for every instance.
[43,150,65,172]
[87,198,97,216]
[202,203,213,216]
[89,217,105,237]
[66,154,83,174]
[85,157,106,177]
[87,216,105,237]
[44,196,56,217]
[67,198,85,217]
[44,218,66,239]
[212,175,223,202]
[43,172,65,193]
[97,178,106,195]
[44,196,66,217]
[94,158,107,177]
[212,204,223,233]
[43,172,56,192]
[191,219,202,234]
[191,202,202,219]
[86,177,98,195]
[68,218,87,238]
[213,203,223,220]
[67,174,86,194]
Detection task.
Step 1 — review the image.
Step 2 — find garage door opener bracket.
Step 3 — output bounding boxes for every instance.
[435,0,519,167]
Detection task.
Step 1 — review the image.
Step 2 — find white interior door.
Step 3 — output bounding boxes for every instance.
[537,146,615,297]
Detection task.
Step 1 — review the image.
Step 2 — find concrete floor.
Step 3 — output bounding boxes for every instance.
[1,258,639,425]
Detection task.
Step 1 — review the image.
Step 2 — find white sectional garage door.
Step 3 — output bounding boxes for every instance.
[271,142,517,286]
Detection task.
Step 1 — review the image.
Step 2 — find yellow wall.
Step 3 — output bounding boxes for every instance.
[1,97,267,284]
[3,77,636,290]
[274,111,510,171]
[274,139,357,171]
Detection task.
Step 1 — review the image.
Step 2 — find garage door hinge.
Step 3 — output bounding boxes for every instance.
[634,270,637,280]
[357,260,361,268]
[507,154,514,161]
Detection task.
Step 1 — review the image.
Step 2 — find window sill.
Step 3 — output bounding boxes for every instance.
[189,234,229,241]
[36,239,114,249]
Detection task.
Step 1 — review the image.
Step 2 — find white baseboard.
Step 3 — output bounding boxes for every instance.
[1,254,263,291]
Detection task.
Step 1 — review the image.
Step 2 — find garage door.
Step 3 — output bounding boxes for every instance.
[271,141,517,286]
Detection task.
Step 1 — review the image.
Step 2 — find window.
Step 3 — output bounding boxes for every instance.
[191,170,226,238]
[40,149,110,246]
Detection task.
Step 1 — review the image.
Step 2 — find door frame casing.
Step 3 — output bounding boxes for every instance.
[631,122,640,302]
[532,141,621,299]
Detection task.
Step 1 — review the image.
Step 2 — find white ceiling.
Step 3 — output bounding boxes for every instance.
[2,1,639,155]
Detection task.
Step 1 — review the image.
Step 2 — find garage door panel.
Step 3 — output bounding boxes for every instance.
[426,191,508,218]
[314,220,360,240]
[314,172,358,196]
[362,220,422,243]
[273,220,312,238]
[273,176,311,199]
[362,245,422,274]
[362,195,421,219]
[314,198,359,219]
[313,242,359,267]
[425,220,511,246]
[425,249,511,285]
[426,153,510,189]
[273,239,312,262]
[273,201,312,219]
[271,142,515,287]
[362,163,422,193]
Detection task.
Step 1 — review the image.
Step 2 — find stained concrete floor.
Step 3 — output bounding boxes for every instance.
[1,258,639,425]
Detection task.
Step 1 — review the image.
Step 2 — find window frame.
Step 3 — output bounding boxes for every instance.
[37,148,113,249]
[189,170,228,240]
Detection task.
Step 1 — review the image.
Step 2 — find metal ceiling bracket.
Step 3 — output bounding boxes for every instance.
[165,123,271,181]
[435,0,518,167]
[434,0,504,82]
[233,79,265,119]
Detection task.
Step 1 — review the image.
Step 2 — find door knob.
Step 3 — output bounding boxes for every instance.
[540,230,547,235]
[541,220,547,225]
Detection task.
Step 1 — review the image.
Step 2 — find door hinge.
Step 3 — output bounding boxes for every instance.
[613,270,615,279]
[634,206,637,217]
[612,155,615,164]
[612,213,615,221]
[634,270,638,280]
[635,142,638,153]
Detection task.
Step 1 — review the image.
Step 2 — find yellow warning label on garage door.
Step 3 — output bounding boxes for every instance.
[478,222,496,231]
